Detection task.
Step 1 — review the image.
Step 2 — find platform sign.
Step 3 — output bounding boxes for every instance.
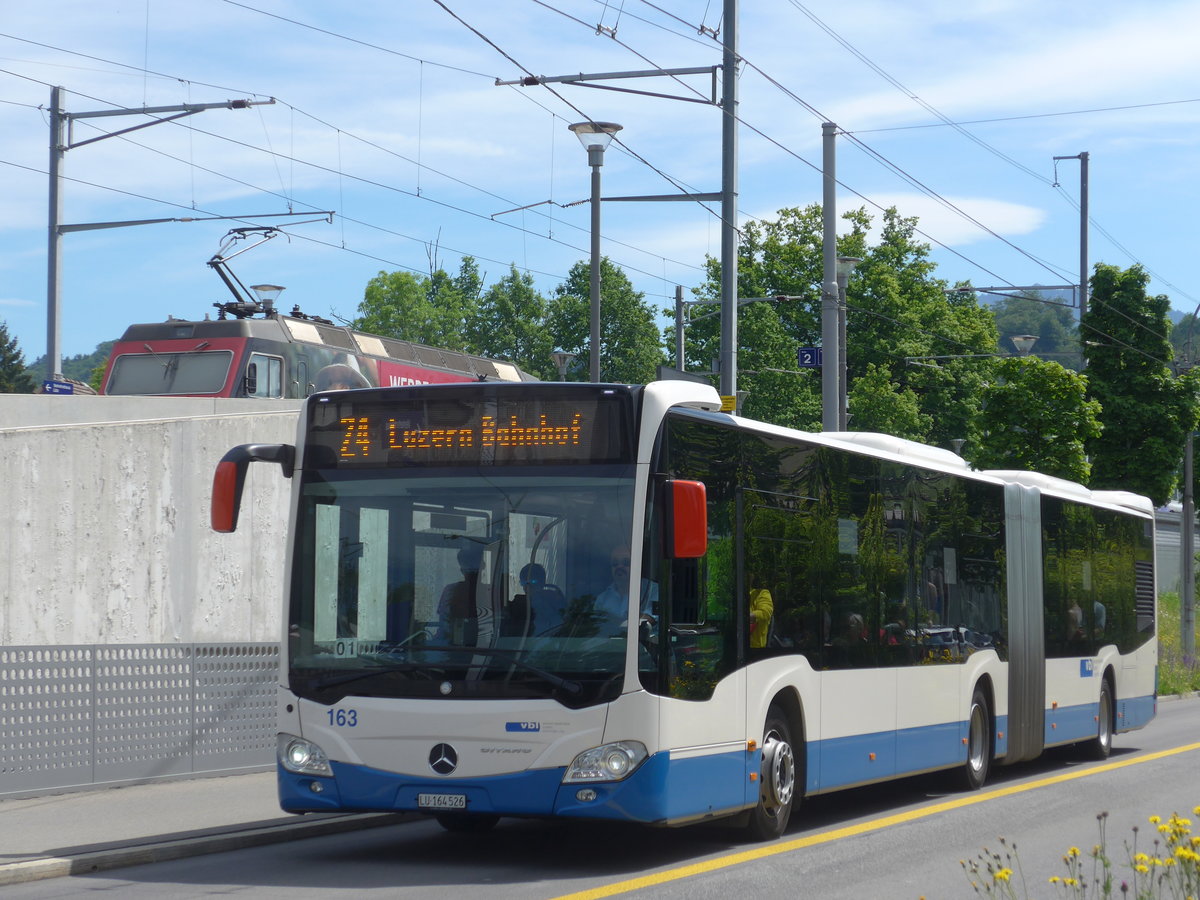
[797,347,823,368]
[41,380,75,394]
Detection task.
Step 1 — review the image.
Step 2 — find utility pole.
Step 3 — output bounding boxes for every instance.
[1184,431,1196,661]
[675,285,685,370]
[718,0,739,406]
[44,87,272,381]
[1054,151,1089,315]
[820,123,840,432]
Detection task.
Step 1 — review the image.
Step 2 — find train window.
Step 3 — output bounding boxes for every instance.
[248,354,284,398]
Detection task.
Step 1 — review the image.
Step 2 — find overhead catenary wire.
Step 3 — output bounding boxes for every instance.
[2,56,706,301]
[3,5,1189,363]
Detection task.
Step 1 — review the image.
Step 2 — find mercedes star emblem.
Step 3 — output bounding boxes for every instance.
[429,742,458,775]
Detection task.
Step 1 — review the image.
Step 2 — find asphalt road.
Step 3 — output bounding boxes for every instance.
[7,698,1198,900]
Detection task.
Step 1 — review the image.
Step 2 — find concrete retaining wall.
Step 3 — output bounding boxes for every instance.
[1,397,302,645]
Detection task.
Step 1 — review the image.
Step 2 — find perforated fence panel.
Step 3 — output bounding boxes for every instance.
[0,643,279,797]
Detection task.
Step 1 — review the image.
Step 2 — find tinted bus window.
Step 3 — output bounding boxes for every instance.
[1042,497,1155,656]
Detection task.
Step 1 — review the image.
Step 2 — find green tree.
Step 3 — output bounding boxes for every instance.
[1170,310,1200,367]
[991,291,1080,368]
[26,340,115,389]
[352,257,482,350]
[1082,263,1197,504]
[848,363,930,440]
[467,265,556,380]
[1,322,36,393]
[547,258,663,383]
[688,204,998,442]
[967,356,1101,482]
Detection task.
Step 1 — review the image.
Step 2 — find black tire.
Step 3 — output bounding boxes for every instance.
[958,687,992,791]
[1084,678,1114,761]
[745,705,798,841]
[435,813,500,833]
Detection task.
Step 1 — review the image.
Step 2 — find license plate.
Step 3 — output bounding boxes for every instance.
[418,793,467,810]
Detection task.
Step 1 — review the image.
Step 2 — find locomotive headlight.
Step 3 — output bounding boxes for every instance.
[563,740,647,783]
[278,734,333,777]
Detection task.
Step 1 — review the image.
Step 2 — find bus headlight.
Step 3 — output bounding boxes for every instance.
[563,741,648,783]
[278,734,333,777]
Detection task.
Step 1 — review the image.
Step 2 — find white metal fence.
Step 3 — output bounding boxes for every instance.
[0,642,279,797]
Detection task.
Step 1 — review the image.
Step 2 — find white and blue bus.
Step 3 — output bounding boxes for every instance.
[211,379,1157,839]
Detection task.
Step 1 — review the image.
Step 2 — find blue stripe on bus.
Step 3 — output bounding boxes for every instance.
[277,693,1154,822]
[277,748,753,824]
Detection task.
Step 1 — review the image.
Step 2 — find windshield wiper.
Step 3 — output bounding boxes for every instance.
[302,648,583,699]
[398,645,584,698]
[305,662,444,693]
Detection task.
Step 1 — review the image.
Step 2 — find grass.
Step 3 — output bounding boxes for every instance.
[1157,592,1200,696]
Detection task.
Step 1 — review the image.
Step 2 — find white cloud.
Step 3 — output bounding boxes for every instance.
[854,192,1045,246]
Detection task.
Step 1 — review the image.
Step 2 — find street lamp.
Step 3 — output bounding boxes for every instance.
[835,256,862,430]
[568,121,623,383]
[551,350,577,381]
[1010,334,1038,356]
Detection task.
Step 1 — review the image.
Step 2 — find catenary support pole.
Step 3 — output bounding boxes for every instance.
[821,122,840,432]
[718,0,738,402]
[46,86,65,382]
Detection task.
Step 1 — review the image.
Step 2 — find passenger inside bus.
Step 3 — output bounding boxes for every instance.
[592,545,659,636]
[504,563,568,636]
[748,587,773,649]
[435,544,483,645]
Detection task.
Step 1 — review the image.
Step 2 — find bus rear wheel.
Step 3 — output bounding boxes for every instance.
[958,687,992,791]
[746,705,797,841]
[1084,678,1114,760]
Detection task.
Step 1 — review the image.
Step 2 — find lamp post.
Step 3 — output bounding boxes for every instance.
[551,350,577,381]
[835,256,862,430]
[1010,334,1038,356]
[568,121,623,383]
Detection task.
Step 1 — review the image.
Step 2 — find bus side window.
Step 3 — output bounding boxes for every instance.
[670,558,703,624]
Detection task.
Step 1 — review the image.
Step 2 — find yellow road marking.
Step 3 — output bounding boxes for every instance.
[551,741,1200,900]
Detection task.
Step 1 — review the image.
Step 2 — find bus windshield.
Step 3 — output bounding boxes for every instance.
[286,468,638,708]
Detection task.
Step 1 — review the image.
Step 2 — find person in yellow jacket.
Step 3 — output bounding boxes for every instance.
[749,587,774,649]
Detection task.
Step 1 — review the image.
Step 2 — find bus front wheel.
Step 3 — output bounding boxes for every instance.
[958,687,992,791]
[746,705,797,841]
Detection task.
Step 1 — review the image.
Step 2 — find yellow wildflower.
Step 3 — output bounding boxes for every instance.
[995,868,1012,883]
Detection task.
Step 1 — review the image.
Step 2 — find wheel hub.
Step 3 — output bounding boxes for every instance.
[762,735,795,808]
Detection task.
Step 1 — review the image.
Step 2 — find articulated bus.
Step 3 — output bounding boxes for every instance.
[101,311,534,399]
[211,380,1157,839]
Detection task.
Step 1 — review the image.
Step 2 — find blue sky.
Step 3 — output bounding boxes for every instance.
[3,0,1199,366]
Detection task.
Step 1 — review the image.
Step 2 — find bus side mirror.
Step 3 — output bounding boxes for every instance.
[211,443,295,533]
[664,479,706,558]
[245,362,258,396]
